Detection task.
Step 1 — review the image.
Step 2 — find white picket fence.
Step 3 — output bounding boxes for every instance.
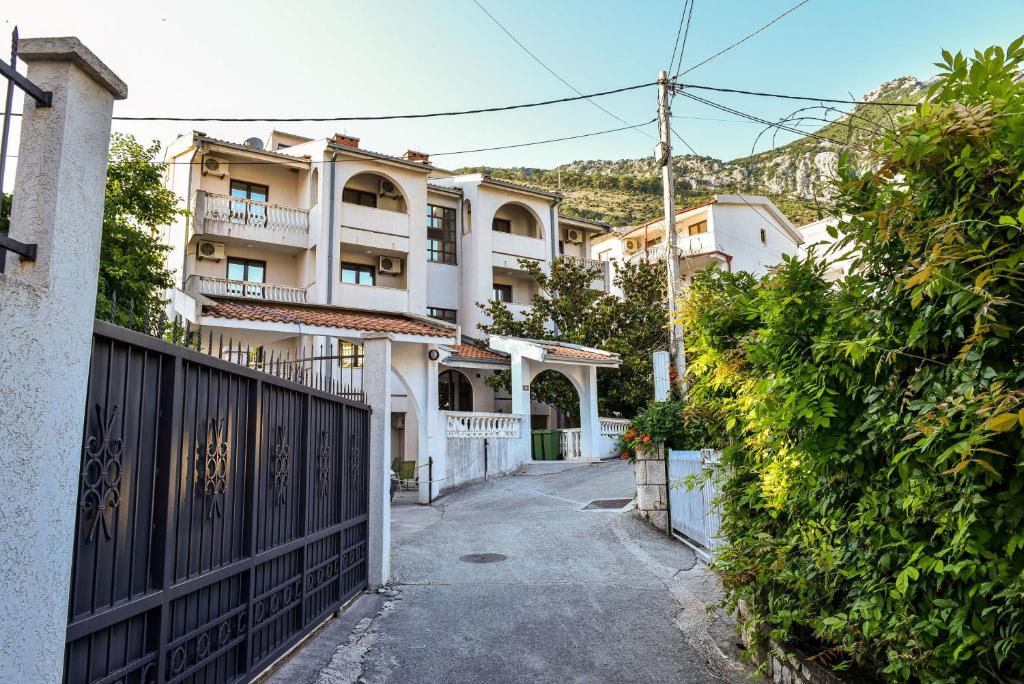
[667,449,724,553]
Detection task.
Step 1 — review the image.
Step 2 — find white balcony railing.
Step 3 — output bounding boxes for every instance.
[200,192,309,233]
[560,429,582,460]
[445,412,522,439]
[600,417,630,437]
[189,275,307,304]
[626,234,724,264]
[564,256,611,290]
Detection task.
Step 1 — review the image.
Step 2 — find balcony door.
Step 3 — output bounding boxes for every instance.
[230,180,269,227]
[226,257,266,298]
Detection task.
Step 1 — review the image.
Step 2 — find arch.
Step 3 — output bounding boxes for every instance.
[528,367,582,428]
[310,168,319,206]
[342,171,408,213]
[438,369,473,412]
[462,199,472,234]
[492,201,542,238]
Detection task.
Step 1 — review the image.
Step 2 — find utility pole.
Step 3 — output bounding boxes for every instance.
[656,70,686,394]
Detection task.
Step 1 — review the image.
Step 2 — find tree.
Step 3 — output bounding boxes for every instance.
[96,134,181,326]
[476,255,668,417]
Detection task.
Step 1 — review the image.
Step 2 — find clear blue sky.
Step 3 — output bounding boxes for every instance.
[3,0,1024,182]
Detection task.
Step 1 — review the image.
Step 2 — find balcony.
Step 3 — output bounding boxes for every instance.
[564,255,611,291]
[492,231,548,263]
[626,233,723,264]
[193,191,309,250]
[336,283,409,312]
[338,202,409,237]
[185,275,308,304]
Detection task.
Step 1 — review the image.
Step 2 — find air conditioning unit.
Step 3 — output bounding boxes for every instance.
[563,229,582,243]
[379,178,400,198]
[202,156,229,178]
[625,239,640,251]
[197,240,226,261]
[378,255,403,274]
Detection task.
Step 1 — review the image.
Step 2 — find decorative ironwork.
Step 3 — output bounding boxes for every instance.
[271,425,290,504]
[349,432,362,483]
[80,403,124,543]
[197,417,229,518]
[317,430,331,497]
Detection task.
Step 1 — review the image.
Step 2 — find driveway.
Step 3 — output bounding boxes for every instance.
[268,461,746,683]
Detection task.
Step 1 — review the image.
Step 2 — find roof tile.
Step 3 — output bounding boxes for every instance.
[203,299,453,338]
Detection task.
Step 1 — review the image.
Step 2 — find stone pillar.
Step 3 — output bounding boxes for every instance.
[577,365,601,460]
[635,445,669,531]
[362,333,393,587]
[0,37,126,684]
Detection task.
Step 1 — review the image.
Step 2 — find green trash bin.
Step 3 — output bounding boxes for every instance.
[531,429,562,460]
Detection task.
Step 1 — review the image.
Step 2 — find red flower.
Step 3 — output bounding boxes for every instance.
[641,434,652,444]
[620,451,630,460]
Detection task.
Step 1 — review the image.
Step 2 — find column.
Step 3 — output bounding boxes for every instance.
[362,333,393,587]
[509,353,533,462]
[421,346,442,504]
[0,37,126,683]
[578,365,602,460]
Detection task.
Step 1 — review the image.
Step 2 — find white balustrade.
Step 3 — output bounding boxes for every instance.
[199,191,309,234]
[194,276,307,304]
[626,235,723,264]
[445,412,522,439]
[559,428,582,460]
[599,417,630,437]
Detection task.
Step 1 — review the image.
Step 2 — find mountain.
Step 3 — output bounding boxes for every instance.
[457,77,930,227]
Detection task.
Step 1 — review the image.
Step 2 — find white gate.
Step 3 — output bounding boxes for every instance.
[667,450,724,552]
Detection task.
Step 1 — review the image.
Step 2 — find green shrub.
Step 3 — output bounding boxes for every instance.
[685,38,1024,682]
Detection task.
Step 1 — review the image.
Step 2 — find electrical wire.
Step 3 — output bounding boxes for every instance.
[675,82,915,107]
[674,0,810,78]
[672,0,697,78]
[5,82,652,123]
[668,0,692,78]
[472,0,657,141]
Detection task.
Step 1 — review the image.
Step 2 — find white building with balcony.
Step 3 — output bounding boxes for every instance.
[160,131,624,500]
[590,194,804,295]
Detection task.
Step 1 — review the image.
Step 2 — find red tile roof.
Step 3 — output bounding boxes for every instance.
[447,342,507,362]
[539,342,616,361]
[203,299,454,338]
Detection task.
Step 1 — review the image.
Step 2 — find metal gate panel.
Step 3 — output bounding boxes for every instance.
[65,320,371,684]
[667,449,725,552]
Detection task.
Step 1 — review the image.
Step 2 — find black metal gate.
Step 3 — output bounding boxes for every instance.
[64,319,370,683]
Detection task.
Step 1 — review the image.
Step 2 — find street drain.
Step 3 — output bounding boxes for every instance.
[460,553,508,564]
[583,498,632,510]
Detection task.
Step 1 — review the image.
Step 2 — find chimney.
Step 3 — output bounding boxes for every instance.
[333,133,360,148]
[404,149,429,163]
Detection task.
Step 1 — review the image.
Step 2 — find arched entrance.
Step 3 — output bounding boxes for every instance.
[439,369,473,412]
[530,369,580,429]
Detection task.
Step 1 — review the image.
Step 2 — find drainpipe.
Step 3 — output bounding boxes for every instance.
[327,150,340,304]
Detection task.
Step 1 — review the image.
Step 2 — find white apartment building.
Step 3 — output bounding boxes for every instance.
[160,131,626,499]
[590,194,804,294]
[798,215,855,282]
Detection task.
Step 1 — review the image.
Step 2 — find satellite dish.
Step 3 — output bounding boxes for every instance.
[244,137,264,150]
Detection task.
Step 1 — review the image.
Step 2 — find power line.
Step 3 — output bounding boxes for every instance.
[673,0,697,78]
[675,82,915,107]
[668,0,693,77]
[1,119,657,166]
[674,0,810,78]
[0,82,652,123]
[472,0,657,140]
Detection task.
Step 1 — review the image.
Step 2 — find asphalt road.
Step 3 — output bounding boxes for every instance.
[267,460,746,683]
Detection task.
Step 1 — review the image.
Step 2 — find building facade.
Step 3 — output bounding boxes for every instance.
[159,131,624,498]
[590,194,804,295]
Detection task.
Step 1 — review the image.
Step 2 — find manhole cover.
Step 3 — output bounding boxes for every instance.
[460,553,508,564]
[583,498,632,510]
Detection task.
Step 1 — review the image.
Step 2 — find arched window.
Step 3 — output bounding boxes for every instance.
[439,369,473,412]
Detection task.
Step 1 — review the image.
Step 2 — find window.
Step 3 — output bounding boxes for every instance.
[760,227,767,244]
[427,204,457,264]
[229,180,269,226]
[226,257,266,297]
[341,262,375,286]
[439,369,473,412]
[427,307,457,324]
[342,187,377,208]
[598,250,612,261]
[310,168,319,206]
[463,199,472,234]
[646,237,662,247]
[687,220,708,235]
[338,341,364,368]
[492,284,512,303]
[492,217,511,233]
